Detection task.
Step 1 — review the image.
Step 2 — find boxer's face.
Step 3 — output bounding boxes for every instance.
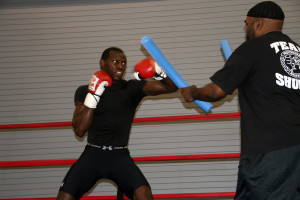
[100,50,127,81]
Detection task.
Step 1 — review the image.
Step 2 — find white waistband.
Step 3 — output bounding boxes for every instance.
[87,143,127,150]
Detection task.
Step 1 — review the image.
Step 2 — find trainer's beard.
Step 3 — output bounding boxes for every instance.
[246,29,256,40]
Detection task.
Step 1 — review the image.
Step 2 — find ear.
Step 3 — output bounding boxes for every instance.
[255,18,264,30]
[100,59,105,70]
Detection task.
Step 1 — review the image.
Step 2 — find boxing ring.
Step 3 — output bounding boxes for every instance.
[0,112,240,200]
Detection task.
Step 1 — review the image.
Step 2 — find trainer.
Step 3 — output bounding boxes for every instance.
[57,47,177,200]
[180,1,300,199]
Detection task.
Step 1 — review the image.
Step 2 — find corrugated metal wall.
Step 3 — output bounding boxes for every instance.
[0,0,299,199]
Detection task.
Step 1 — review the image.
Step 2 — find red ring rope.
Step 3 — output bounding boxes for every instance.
[0,112,240,130]
[0,153,240,167]
[0,192,236,200]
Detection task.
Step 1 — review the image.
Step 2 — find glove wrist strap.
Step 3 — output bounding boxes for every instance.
[84,92,100,108]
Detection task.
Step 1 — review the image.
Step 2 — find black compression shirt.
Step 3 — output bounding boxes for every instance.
[74,79,146,146]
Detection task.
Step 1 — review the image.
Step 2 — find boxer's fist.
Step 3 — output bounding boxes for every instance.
[88,71,112,95]
[84,71,112,108]
[134,58,167,81]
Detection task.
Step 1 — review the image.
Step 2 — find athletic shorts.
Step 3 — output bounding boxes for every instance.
[59,145,150,199]
[234,144,300,200]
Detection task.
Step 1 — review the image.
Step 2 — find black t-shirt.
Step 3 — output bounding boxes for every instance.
[211,31,300,155]
[74,79,146,146]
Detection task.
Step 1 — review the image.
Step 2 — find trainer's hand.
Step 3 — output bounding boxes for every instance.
[179,85,198,103]
[134,58,167,81]
[84,71,112,108]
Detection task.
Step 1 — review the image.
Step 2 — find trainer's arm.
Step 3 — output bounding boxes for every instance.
[143,76,178,96]
[179,82,226,102]
[72,101,94,137]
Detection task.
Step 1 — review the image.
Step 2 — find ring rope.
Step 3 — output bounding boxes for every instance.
[0,112,240,130]
[0,192,236,200]
[0,153,240,168]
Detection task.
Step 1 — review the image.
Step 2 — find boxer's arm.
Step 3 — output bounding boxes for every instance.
[179,82,226,102]
[72,101,94,137]
[72,71,112,137]
[143,76,178,96]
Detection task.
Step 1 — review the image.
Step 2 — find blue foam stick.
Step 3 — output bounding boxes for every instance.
[141,36,213,113]
[220,40,232,60]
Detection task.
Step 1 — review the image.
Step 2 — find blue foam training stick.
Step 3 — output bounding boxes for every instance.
[141,36,213,113]
[220,40,232,60]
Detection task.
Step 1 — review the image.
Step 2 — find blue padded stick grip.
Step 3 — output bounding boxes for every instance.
[220,40,232,60]
[141,36,213,113]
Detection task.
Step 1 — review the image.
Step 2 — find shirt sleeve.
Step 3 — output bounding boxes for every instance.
[210,41,256,94]
[128,79,147,105]
[74,85,88,104]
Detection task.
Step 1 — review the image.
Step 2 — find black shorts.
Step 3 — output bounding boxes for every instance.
[59,145,150,199]
[234,144,300,200]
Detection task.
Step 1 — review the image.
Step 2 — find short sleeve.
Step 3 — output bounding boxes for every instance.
[210,41,257,94]
[74,85,88,104]
[127,79,147,105]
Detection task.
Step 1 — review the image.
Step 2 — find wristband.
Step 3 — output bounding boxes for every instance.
[84,92,100,108]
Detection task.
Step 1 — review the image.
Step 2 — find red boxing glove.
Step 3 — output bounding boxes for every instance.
[84,71,112,108]
[88,71,112,94]
[134,58,167,81]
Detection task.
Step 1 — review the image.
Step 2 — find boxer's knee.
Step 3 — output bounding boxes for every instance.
[56,191,75,200]
[133,185,153,200]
